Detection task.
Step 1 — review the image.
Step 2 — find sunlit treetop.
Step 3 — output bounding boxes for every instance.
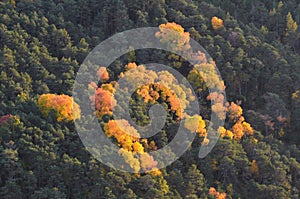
[156,22,191,52]
[211,16,224,30]
[218,126,234,139]
[90,87,117,118]
[101,83,116,93]
[104,119,140,151]
[125,62,138,71]
[250,160,259,176]
[292,90,299,99]
[104,119,161,174]
[217,102,254,140]
[184,114,206,137]
[209,187,227,199]
[136,83,184,118]
[158,22,185,33]
[97,66,110,82]
[286,12,298,33]
[37,94,81,122]
[226,102,243,122]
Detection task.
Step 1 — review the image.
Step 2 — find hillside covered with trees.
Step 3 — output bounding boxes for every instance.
[1,0,300,198]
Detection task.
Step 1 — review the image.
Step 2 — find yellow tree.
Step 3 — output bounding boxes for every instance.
[155,22,191,68]
[155,22,191,52]
[184,114,206,137]
[37,94,80,122]
[250,160,259,176]
[104,119,161,174]
[211,16,223,30]
[286,12,298,33]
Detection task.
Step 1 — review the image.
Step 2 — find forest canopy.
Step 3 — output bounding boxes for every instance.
[0,0,300,198]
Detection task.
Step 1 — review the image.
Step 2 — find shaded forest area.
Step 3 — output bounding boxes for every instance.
[1,0,300,198]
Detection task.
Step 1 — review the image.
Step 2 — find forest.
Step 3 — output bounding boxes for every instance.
[0,0,300,198]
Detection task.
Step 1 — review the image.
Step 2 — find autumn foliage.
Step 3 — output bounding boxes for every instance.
[155,22,191,52]
[87,23,255,175]
[125,62,138,70]
[0,114,20,126]
[104,119,140,151]
[90,87,116,118]
[226,102,243,122]
[209,187,227,199]
[104,119,160,174]
[217,102,254,140]
[37,94,81,122]
[250,160,259,176]
[136,83,184,118]
[184,114,206,137]
[211,16,223,30]
[97,66,110,82]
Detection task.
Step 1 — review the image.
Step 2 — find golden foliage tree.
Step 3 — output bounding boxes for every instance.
[104,119,140,151]
[217,102,254,140]
[226,102,243,122]
[184,114,206,137]
[286,12,298,33]
[209,187,227,199]
[250,160,259,176]
[104,119,161,174]
[155,22,191,52]
[37,94,81,122]
[211,16,223,30]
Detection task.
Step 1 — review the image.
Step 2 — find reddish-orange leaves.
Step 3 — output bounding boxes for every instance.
[231,122,244,140]
[91,88,116,118]
[222,102,254,140]
[168,95,182,118]
[37,94,80,122]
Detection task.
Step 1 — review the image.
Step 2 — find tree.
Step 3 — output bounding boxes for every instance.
[284,12,298,50]
[97,66,110,82]
[37,94,81,122]
[286,12,298,33]
[250,160,259,177]
[211,16,224,30]
[184,114,206,137]
[91,88,116,118]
